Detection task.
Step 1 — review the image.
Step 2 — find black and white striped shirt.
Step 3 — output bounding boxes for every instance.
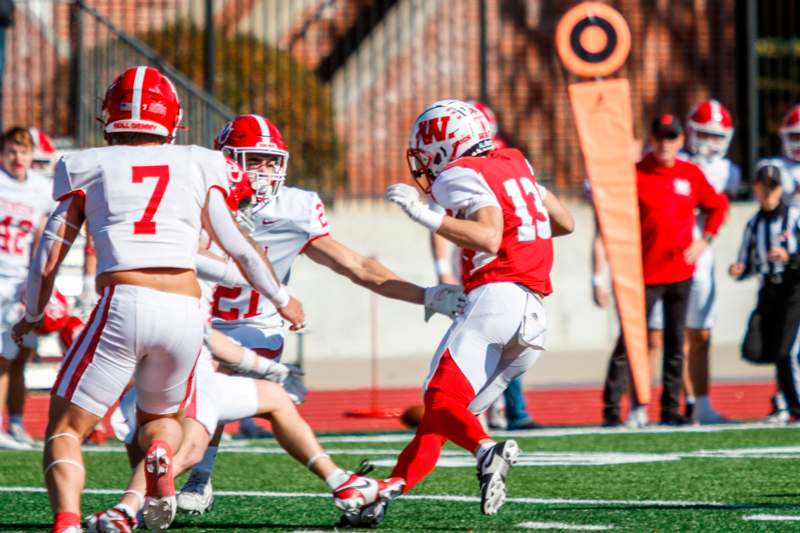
[736,202,800,279]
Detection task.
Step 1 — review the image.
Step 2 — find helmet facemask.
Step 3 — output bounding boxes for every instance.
[225,147,289,208]
[782,129,800,162]
[406,148,438,193]
[687,124,732,160]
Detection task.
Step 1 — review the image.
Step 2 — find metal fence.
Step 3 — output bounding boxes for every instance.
[1,0,755,199]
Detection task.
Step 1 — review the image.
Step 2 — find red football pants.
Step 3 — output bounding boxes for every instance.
[390,350,490,492]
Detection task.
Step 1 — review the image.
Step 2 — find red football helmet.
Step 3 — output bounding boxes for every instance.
[780,104,800,161]
[686,99,734,159]
[59,315,85,350]
[101,66,182,142]
[470,100,508,149]
[35,290,70,334]
[29,127,55,165]
[215,114,289,206]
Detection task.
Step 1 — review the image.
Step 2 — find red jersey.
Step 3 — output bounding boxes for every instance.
[431,148,553,295]
[636,153,729,285]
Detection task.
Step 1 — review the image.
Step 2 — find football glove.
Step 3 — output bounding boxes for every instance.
[283,365,307,404]
[424,284,467,322]
[384,184,444,231]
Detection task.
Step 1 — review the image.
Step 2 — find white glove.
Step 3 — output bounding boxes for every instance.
[385,184,444,231]
[282,365,308,404]
[424,284,467,322]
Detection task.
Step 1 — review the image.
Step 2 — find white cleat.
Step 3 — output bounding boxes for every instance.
[767,409,791,425]
[8,422,34,446]
[625,406,649,429]
[177,471,214,515]
[86,505,138,533]
[333,473,380,516]
[0,429,31,450]
[477,440,520,515]
[143,441,177,531]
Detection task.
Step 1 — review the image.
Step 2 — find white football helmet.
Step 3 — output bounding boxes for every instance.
[406,99,494,191]
[780,104,800,161]
[686,99,734,160]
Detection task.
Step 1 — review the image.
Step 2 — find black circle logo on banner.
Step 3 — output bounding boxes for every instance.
[555,2,631,78]
[570,17,618,63]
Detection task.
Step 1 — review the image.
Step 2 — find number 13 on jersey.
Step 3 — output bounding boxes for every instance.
[503,177,550,242]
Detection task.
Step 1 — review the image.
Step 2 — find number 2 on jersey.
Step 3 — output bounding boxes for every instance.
[132,165,170,235]
[503,177,550,242]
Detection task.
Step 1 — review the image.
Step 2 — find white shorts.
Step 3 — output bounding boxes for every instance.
[0,280,36,359]
[52,284,205,417]
[212,323,284,360]
[648,254,716,331]
[425,282,544,414]
[187,349,259,435]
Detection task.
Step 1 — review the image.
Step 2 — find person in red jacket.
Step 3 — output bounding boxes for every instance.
[602,113,729,426]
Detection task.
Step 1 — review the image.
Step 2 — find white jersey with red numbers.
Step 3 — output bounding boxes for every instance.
[54,144,229,274]
[0,168,54,283]
[431,148,553,295]
[211,186,329,330]
[758,155,800,207]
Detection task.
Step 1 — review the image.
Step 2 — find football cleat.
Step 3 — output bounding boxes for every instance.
[0,429,32,450]
[625,406,649,429]
[143,440,177,531]
[177,471,214,515]
[333,473,380,515]
[477,440,520,515]
[86,505,137,533]
[7,422,34,446]
[52,527,82,533]
[336,477,405,528]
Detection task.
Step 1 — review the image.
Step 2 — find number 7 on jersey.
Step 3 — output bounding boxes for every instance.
[132,165,170,235]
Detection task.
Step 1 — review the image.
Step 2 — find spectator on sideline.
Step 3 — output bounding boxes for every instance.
[731,162,800,422]
[602,114,728,427]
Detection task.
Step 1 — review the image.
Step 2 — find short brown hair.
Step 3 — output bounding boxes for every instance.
[1,126,33,150]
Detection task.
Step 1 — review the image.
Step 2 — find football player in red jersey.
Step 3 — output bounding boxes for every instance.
[351,99,574,526]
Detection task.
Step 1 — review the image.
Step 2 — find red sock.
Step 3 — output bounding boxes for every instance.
[390,351,489,492]
[51,511,81,532]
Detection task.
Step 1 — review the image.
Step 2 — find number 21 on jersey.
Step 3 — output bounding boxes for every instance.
[503,177,550,241]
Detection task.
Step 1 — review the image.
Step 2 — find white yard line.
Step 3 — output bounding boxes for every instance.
[517,522,615,530]
[0,486,737,508]
[743,514,800,522]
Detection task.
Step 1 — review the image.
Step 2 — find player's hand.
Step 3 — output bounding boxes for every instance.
[424,284,467,322]
[728,262,745,278]
[278,296,306,331]
[592,285,609,308]
[683,239,709,264]
[10,318,37,348]
[385,184,444,231]
[768,246,790,263]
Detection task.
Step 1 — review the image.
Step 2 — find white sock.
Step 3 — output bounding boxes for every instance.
[195,446,218,477]
[8,414,22,426]
[685,395,696,406]
[476,441,496,465]
[325,468,351,490]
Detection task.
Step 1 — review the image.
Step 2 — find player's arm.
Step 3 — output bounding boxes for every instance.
[430,232,457,283]
[304,235,424,304]
[591,212,610,307]
[436,206,503,254]
[195,247,249,287]
[542,189,574,237]
[12,195,85,340]
[202,187,305,329]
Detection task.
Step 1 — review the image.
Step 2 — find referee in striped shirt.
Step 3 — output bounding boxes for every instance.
[730,162,800,419]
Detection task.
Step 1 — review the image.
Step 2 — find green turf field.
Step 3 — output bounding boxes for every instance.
[3,424,800,532]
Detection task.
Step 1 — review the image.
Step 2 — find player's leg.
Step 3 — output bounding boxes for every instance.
[7,345,35,444]
[47,286,136,532]
[131,287,205,531]
[503,376,540,430]
[660,279,692,424]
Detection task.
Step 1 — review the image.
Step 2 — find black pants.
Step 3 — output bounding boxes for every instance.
[602,278,692,422]
[748,274,800,416]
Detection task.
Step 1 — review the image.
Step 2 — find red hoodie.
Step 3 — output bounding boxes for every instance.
[636,153,729,285]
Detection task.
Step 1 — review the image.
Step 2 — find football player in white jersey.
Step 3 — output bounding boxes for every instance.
[644,100,739,425]
[87,162,402,533]
[0,127,55,449]
[170,114,464,519]
[10,66,305,533]
[757,104,800,207]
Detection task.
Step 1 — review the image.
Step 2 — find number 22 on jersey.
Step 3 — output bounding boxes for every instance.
[503,177,550,242]
[131,165,169,235]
